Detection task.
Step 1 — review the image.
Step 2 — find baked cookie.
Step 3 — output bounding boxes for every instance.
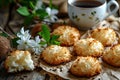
[4,50,34,72]
[102,44,120,67]
[70,56,101,77]
[90,27,117,46]
[52,26,80,46]
[41,45,72,65]
[74,38,104,57]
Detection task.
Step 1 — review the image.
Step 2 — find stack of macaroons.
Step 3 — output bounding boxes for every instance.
[71,38,103,77]
[41,26,81,65]
[5,25,120,78]
[69,27,119,77]
[41,25,103,77]
[89,27,120,67]
[40,26,120,78]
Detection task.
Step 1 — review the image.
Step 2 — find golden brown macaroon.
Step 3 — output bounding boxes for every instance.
[41,45,72,65]
[4,50,34,72]
[74,38,104,57]
[102,44,120,67]
[52,26,80,46]
[90,27,117,46]
[70,56,102,77]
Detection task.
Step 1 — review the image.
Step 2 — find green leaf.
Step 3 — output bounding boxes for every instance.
[24,14,34,25]
[36,9,48,20]
[0,33,8,37]
[50,35,60,45]
[29,1,35,9]
[51,35,59,41]
[11,37,19,48]
[52,40,60,45]
[40,41,47,45]
[38,24,60,46]
[19,0,37,8]
[17,6,30,16]
[49,0,52,8]
[38,24,50,42]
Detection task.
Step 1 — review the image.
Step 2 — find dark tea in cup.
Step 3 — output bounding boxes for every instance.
[72,1,103,8]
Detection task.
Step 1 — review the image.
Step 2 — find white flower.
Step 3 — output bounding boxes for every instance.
[35,0,43,10]
[29,36,45,54]
[16,27,47,54]
[17,39,34,51]
[17,27,31,40]
[44,7,58,23]
[17,27,32,50]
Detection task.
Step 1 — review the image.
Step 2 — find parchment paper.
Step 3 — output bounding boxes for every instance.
[38,16,120,80]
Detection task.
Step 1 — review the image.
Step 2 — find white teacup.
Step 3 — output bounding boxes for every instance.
[68,0,119,30]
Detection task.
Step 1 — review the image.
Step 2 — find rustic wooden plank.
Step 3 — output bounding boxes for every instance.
[0,61,64,80]
[117,0,120,16]
[0,8,9,26]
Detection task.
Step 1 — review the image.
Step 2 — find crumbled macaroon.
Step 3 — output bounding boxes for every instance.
[4,50,34,72]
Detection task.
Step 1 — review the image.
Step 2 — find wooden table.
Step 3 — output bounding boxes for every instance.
[0,61,63,80]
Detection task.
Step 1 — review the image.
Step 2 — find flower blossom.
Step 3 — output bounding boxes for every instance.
[17,27,32,50]
[35,0,43,10]
[29,36,47,54]
[44,7,58,23]
[16,27,47,54]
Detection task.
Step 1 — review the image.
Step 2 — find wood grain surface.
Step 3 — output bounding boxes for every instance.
[0,61,63,80]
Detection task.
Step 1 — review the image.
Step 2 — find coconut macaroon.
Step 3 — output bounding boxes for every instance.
[70,57,102,77]
[102,44,120,67]
[4,50,34,72]
[90,27,117,46]
[41,45,72,65]
[52,26,80,46]
[74,38,104,57]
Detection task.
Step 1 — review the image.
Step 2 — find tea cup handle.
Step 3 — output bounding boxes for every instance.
[106,0,119,18]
